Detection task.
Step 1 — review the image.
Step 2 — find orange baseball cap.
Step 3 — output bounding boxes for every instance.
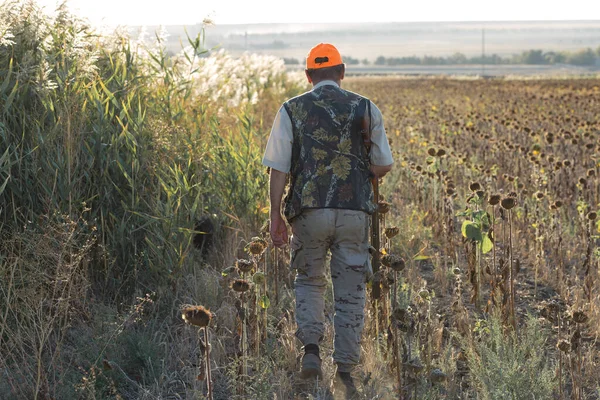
[306,43,344,70]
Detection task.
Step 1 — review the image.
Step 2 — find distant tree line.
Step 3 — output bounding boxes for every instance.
[283,47,600,67]
[375,47,600,67]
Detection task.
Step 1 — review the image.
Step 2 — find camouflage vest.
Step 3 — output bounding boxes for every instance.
[283,84,375,221]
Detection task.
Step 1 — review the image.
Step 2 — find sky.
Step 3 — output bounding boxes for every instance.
[34,0,600,26]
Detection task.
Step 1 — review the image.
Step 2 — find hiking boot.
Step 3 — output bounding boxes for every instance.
[300,353,322,379]
[334,371,359,399]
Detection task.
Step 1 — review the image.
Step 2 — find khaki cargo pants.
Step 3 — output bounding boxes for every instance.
[290,208,371,372]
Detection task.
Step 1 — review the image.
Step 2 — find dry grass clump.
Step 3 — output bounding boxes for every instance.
[0,214,94,399]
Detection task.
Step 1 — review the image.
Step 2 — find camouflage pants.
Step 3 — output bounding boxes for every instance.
[290,208,371,372]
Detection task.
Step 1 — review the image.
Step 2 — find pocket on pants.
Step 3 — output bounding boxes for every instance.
[290,235,304,272]
[344,242,371,278]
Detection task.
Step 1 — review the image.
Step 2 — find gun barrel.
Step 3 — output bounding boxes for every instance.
[371,177,381,301]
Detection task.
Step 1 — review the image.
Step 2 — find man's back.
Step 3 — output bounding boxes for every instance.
[283,83,375,221]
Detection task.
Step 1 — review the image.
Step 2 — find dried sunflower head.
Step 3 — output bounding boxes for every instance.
[378,201,391,214]
[488,194,501,206]
[381,254,405,271]
[501,197,517,210]
[557,340,571,353]
[469,182,481,192]
[231,279,251,293]
[572,310,589,324]
[236,259,255,273]
[248,241,266,255]
[181,305,212,327]
[385,227,400,238]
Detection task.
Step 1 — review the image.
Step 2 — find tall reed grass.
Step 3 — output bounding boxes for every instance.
[0,1,307,398]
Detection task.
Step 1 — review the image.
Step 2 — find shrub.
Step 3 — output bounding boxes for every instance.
[461,313,556,400]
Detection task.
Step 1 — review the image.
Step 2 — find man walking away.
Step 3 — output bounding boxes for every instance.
[263,43,394,399]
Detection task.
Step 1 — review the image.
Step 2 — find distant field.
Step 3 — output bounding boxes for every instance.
[152,20,600,62]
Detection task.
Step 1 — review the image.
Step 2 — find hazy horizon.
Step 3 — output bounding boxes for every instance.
[137,20,600,62]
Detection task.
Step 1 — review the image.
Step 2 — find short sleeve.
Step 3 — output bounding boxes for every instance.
[369,102,394,166]
[262,105,293,173]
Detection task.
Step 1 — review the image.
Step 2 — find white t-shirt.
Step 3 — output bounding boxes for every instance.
[262,80,394,173]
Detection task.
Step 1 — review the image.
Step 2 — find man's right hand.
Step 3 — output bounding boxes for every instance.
[270,213,289,248]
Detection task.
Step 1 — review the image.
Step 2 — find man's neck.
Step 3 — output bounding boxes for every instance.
[312,79,341,88]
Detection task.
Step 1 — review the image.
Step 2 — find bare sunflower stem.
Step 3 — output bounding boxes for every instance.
[393,270,403,399]
[508,209,516,332]
[491,205,497,299]
[558,311,563,400]
[204,327,213,400]
[275,247,280,305]
[255,289,261,357]
[263,253,268,342]
[241,292,248,394]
